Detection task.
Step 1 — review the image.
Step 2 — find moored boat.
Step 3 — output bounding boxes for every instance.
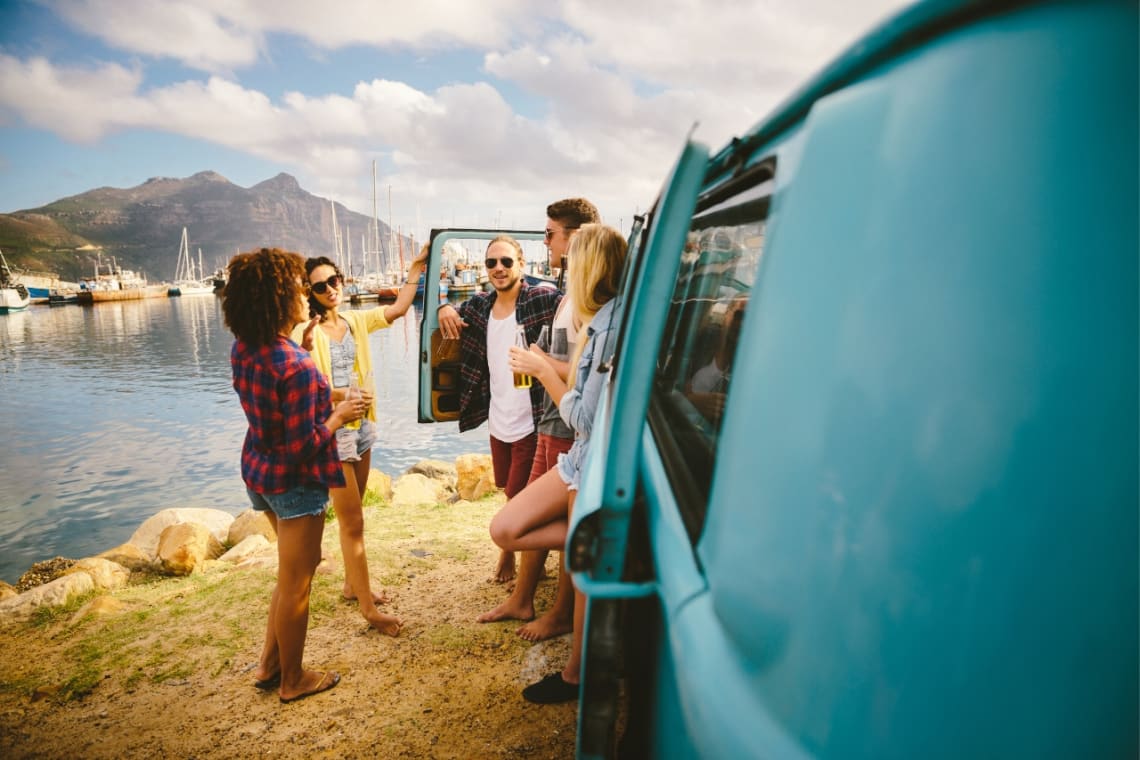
[76,256,166,304]
[0,249,30,313]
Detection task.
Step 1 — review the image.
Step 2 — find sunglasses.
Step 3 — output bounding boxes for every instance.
[544,226,578,241]
[308,274,341,294]
[485,257,516,270]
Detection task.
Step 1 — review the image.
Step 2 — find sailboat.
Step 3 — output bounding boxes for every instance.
[0,248,31,313]
[167,227,215,297]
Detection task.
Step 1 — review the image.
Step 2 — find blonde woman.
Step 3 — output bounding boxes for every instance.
[489,223,628,703]
[294,245,428,635]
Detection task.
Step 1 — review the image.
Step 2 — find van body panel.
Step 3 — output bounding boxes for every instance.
[575,0,1137,757]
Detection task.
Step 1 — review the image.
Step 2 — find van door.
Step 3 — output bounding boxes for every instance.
[416,229,546,423]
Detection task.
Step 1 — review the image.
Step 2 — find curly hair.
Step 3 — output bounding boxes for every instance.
[546,197,600,228]
[222,248,307,346]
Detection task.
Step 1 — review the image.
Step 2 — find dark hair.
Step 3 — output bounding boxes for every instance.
[222,248,306,346]
[546,197,600,228]
[304,256,342,319]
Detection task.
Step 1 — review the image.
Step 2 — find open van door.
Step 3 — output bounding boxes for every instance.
[416,228,545,423]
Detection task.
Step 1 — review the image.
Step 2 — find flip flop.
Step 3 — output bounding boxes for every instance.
[521,672,579,704]
[279,670,340,704]
[253,672,281,691]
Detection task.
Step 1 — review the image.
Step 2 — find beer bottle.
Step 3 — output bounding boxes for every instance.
[513,324,532,389]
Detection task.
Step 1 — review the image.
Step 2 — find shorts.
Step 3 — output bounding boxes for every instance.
[489,432,537,499]
[335,417,377,463]
[527,433,574,485]
[246,485,329,520]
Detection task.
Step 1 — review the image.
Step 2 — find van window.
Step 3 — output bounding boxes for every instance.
[648,178,770,541]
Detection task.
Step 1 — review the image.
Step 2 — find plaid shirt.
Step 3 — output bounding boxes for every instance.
[456,282,562,432]
[232,337,346,494]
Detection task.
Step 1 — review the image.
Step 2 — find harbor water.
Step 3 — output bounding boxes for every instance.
[0,296,489,584]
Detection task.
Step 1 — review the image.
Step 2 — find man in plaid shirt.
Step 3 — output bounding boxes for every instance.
[438,235,561,583]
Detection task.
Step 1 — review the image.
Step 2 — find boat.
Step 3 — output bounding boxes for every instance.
[0,249,30,313]
[167,228,215,297]
[75,254,166,304]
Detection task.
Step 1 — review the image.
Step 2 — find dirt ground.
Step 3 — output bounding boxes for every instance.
[0,493,581,759]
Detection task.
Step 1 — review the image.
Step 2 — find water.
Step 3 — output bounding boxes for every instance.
[0,297,489,584]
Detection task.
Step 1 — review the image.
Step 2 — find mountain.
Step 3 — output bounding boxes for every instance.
[0,171,404,282]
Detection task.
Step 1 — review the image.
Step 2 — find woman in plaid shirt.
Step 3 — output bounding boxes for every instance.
[223,248,365,704]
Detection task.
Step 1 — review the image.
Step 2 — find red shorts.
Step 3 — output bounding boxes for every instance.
[490,433,538,499]
[527,433,574,485]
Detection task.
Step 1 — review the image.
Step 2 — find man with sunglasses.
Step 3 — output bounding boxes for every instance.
[438,235,562,585]
[440,198,601,637]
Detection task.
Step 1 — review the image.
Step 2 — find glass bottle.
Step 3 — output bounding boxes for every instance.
[513,324,532,388]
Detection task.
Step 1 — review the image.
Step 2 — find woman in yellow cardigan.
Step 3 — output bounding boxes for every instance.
[295,245,428,635]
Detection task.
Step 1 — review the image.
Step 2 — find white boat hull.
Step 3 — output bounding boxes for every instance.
[0,286,30,313]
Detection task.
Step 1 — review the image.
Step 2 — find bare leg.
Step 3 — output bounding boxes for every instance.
[255,511,282,683]
[517,556,574,642]
[269,512,340,701]
[489,468,571,553]
[341,451,389,605]
[332,464,401,637]
[477,549,546,623]
[493,549,517,584]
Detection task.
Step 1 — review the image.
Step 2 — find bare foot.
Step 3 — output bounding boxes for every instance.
[476,598,535,624]
[517,612,572,642]
[366,611,403,637]
[491,550,516,584]
[343,585,390,605]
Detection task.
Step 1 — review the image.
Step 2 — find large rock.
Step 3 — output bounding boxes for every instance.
[219,534,274,564]
[227,509,275,546]
[16,557,76,592]
[366,469,393,501]
[155,523,224,576]
[391,473,451,508]
[0,580,17,601]
[97,543,153,571]
[455,453,497,500]
[0,573,94,625]
[129,508,235,557]
[407,459,458,486]
[63,558,129,591]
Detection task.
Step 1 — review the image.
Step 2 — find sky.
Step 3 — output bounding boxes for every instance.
[0,0,909,241]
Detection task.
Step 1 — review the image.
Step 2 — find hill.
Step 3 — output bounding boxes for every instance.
[0,171,404,282]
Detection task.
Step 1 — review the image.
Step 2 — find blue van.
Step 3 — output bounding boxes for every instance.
[418,1,1137,757]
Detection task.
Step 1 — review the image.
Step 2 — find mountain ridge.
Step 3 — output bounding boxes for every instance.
[0,172,403,281]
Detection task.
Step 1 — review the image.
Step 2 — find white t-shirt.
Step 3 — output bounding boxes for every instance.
[486,311,535,442]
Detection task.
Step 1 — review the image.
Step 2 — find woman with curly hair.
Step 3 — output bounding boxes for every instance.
[292,244,428,635]
[223,247,365,703]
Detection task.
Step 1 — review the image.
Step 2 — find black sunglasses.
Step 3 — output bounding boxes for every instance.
[485,257,515,270]
[308,274,341,294]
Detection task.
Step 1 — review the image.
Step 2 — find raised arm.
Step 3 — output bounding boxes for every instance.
[383,243,430,322]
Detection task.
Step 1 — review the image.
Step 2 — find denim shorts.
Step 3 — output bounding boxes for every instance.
[335,417,377,463]
[246,485,329,520]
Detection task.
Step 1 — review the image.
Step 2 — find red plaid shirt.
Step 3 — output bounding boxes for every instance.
[232,337,345,494]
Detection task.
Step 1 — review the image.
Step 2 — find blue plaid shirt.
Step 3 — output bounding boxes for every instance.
[455,282,562,432]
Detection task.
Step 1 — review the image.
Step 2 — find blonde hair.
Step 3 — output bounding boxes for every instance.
[565,224,627,386]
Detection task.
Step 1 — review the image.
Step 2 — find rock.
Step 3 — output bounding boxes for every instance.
[455,454,496,500]
[407,459,458,486]
[97,543,153,572]
[219,534,274,564]
[129,508,235,557]
[391,473,451,508]
[0,580,17,600]
[16,557,76,592]
[63,558,129,591]
[74,595,126,619]
[227,510,275,546]
[366,469,393,501]
[0,573,95,625]
[155,523,224,576]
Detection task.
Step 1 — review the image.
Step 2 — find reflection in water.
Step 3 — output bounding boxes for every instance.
[0,298,488,583]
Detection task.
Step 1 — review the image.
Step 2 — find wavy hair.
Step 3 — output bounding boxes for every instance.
[222,248,306,346]
[565,224,627,386]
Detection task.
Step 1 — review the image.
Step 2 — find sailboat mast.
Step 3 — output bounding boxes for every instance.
[372,159,382,276]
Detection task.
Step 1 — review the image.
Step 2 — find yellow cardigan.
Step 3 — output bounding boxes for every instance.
[292,307,391,423]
